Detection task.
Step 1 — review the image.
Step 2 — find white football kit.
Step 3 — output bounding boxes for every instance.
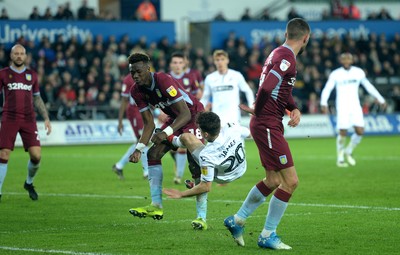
[320,66,385,129]
[197,123,250,184]
[201,69,254,125]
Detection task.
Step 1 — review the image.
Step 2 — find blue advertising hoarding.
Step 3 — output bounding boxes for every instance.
[210,20,399,49]
[0,20,175,48]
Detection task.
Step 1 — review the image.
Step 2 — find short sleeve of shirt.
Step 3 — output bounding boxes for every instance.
[122,75,133,97]
[272,52,295,79]
[32,71,40,95]
[199,153,215,183]
[155,73,183,102]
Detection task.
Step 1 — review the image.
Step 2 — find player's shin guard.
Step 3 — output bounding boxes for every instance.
[148,164,163,207]
[0,160,8,194]
[141,146,149,176]
[346,133,362,155]
[175,152,187,178]
[27,159,40,184]
[336,135,346,162]
[196,192,208,220]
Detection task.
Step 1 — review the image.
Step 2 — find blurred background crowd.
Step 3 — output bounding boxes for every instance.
[1,0,399,120]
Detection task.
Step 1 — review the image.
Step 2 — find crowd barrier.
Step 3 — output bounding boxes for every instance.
[14,114,399,147]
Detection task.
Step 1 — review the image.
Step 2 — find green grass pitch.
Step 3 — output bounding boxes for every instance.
[0,136,399,255]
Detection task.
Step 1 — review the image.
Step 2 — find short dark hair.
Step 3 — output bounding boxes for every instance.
[170,51,185,59]
[127,52,150,65]
[196,111,221,136]
[286,18,310,40]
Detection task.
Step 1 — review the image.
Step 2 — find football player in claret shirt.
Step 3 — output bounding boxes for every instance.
[224,18,310,250]
[111,74,149,180]
[0,44,52,202]
[127,52,204,222]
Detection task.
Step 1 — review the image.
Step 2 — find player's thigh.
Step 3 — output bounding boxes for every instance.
[180,121,204,143]
[147,142,170,160]
[351,109,365,128]
[252,126,294,171]
[0,122,20,151]
[19,122,41,152]
[336,110,352,130]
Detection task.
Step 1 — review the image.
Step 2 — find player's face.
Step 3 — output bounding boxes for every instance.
[170,57,185,75]
[130,61,151,87]
[298,34,310,56]
[214,55,229,72]
[340,54,353,69]
[10,46,26,68]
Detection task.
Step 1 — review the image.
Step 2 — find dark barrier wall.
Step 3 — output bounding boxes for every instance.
[210,20,400,49]
[0,20,175,47]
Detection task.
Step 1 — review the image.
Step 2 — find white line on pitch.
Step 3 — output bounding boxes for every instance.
[6,192,400,211]
[0,246,115,255]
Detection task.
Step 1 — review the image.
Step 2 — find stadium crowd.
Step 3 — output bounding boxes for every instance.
[1,29,399,120]
[1,1,399,120]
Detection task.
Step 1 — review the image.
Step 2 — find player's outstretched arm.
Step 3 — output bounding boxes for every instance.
[163,181,212,198]
[33,95,51,135]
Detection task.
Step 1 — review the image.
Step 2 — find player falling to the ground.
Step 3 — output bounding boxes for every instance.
[163,111,250,230]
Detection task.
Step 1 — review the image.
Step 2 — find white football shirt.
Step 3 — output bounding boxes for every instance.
[201,69,254,125]
[199,123,250,184]
[320,66,385,129]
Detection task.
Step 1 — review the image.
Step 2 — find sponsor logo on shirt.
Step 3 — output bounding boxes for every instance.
[214,85,234,92]
[7,83,32,91]
[280,59,291,72]
[279,155,288,164]
[155,89,162,98]
[201,166,208,176]
[166,85,177,97]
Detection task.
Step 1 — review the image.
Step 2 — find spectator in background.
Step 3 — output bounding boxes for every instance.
[287,7,303,20]
[29,7,41,20]
[136,0,158,21]
[63,2,74,20]
[41,7,53,20]
[342,0,360,20]
[390,85,400,112]
[214,11,226,21]
[377,8,393,20]
[330,0,343,19]
[1,8,9,20]
[54,5,66,20]
[240,8,252,21]
[259,8,271,21]
[78,0,95,20]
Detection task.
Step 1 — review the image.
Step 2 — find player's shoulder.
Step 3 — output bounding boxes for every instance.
[227,69,244,78]
[274,46,295,60]
[350,66,364,74]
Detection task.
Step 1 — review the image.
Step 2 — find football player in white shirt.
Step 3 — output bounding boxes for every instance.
[320,52,386,167]
[201,50,255,125]
[163,111,250,230]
